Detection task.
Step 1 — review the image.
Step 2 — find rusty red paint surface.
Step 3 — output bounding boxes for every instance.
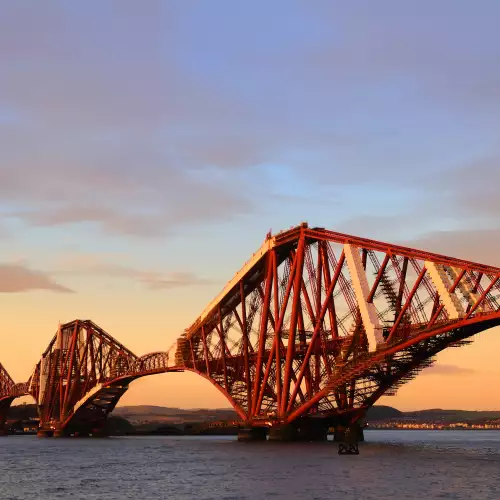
[2,224,500,435]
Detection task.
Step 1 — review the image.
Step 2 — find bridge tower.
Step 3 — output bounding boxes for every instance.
[32,320,139,436]
[0,362,16,435]
[168,223,500,441]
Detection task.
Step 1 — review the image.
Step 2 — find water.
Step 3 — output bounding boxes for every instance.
[1,431,500,499]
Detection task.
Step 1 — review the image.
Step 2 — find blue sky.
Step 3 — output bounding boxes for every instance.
[1,1,500,408]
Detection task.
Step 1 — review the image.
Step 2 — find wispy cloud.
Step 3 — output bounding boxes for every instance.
[422,363,477,376]
[0,148,254,237]
[0,264,73,293]
[438,157,500,221]
[57,254,210,290]
[407,227,500,268]
[1,1,500,242]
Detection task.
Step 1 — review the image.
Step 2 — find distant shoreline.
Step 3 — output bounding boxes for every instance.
[366,427,500,431]
[8,403,500,436]
[7,428,500,437]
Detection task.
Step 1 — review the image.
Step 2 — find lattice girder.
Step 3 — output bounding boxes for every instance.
[4,223,500,435]
[32,319,139,432]
[0,361,15,398]
[0,362,30,434]
[173,223,500,425]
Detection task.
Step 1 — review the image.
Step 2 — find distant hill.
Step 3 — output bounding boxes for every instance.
[113,405,237,424]
[9,403,500,427]
[8,404,37,420]
[365,405,403,421]
[403,409,500,423]
[114,404,500,425]
[366,406,500,423]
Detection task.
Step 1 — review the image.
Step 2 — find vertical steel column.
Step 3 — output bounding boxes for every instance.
[280,232,306,414]
[237,281,251,413]
[251,254,274,416]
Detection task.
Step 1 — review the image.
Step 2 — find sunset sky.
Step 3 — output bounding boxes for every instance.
[2,1,500,411]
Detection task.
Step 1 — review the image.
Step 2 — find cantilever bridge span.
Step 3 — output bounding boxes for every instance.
[0,321,181,437]
[2,223,500,439]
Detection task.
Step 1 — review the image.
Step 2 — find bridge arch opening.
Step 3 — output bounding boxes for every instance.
[59,368,241,437]
[117,370,240,412]
[0,394,38,435]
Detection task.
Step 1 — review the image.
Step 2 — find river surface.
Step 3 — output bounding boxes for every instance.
[1,430,499,499]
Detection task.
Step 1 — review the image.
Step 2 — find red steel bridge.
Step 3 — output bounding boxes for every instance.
[2,222,500,440]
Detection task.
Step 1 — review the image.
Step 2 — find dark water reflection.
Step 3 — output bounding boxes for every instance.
[1,431,499,499]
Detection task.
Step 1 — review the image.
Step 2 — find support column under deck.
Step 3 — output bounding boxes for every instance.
[268,424,297,442]
[0,398,13,437]
[237,427,267,442]
[268,419,329,442]
[333,422,365,443]
[37,429,54,437]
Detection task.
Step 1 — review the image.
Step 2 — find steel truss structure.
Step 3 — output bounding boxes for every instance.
[0,321,174,436]
[0,362,15,434]
[0,362,28,434]
[1,223,500,436]
[171,223,500,427]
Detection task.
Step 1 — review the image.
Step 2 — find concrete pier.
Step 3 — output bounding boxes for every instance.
[295,420,328,442]
[268,424,296,442]
[89,428,107,438]
[268,419,329,442]
[37,429,54,438]
[333,422,364,443]
[237,427,267,442]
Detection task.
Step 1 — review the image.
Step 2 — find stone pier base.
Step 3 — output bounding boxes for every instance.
[237,427,267,442]
[333,422,364,443]
[268,424,296,442]
[295,420,328,442]
[268,419,328,442]
[37,429,54,438]
[89,428,107,438]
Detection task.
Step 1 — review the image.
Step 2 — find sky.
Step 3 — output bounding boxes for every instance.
[1,0,500,411]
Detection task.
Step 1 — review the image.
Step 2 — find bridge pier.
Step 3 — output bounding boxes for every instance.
[89,428,107,438]
[268,425,296,442]
[268,419,329,442]
[0,399,13,437]
[333,422,364,443]
[237,427,267,442]
[37,429,54,437]
[48,421,109,438]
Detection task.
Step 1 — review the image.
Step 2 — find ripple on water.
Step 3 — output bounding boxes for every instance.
[0,431,500,500]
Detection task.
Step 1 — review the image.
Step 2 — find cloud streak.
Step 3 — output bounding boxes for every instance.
[422,363,477,376]
[1,1,500,244]
[0,264,73,293]
[57,255,211,290]
[0,3,260,237]
[408,227,500,268]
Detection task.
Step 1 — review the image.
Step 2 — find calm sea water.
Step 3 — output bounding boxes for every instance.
[1,431,499,499]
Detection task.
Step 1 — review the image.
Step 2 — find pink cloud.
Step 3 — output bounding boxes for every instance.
[56,254,210,290]
[422,363,477,376]
[0,264,73,293]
